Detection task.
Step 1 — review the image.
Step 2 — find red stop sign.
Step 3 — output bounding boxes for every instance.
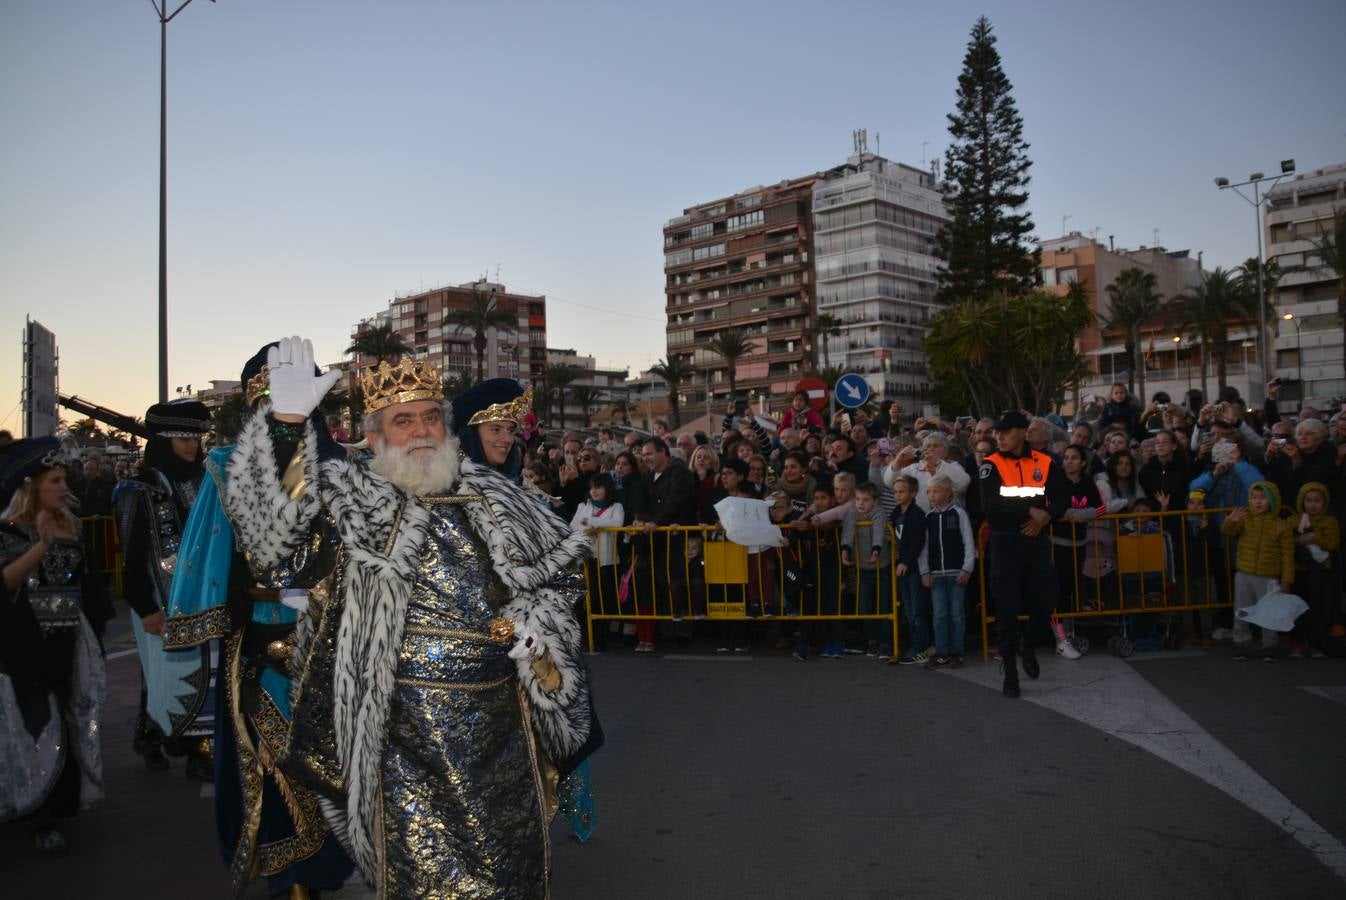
[796,376,828,412]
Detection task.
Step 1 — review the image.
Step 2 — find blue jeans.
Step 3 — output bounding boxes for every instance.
[929,574,967,656]
[858,568,895,654]
[900,570,930,655]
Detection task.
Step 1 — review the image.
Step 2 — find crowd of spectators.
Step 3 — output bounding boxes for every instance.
[514,381,1346,665]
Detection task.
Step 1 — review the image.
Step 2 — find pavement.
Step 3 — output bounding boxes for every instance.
[4,615,1345,899]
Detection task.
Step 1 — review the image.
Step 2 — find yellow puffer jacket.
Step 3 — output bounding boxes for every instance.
[1221,480,1294,584]
[1294,481,1339,569]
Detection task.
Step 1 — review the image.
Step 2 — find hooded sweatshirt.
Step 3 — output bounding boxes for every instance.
[1221,480,1294,584]
[1293,481,1339,570]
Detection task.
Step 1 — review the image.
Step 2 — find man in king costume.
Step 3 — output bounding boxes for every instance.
[223,337,597,898]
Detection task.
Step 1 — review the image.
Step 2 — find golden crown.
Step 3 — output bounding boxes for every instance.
[245,366,271,408]
[467,386,534,426]
[359,357,444,414]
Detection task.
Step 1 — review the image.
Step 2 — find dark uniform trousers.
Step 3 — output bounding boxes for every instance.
[989,531,1058,650]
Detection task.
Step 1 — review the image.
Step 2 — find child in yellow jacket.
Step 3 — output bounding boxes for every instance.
[1291,482,1339,657]
[1221,480,1294,660]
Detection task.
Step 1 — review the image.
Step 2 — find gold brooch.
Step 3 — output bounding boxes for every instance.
[488,617,516,644]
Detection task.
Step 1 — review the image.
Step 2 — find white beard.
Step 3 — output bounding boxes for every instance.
[370,436,461,496]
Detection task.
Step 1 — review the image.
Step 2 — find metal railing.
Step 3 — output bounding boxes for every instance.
[580,522,902,656]
[978,508,1238,659]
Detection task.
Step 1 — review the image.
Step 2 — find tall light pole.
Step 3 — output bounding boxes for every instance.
[1282,313,1304,409]
[1214,159,1295,403]
[153,0,214,403]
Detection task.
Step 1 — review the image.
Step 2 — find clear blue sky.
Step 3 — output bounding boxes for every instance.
[2,0,1343,431]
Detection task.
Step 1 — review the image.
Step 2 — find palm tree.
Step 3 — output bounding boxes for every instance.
[609,396,633,425]
[442,371,474,400]
[545,364,579,429]
[1174,268,1254,396]
[569,385,603,428]
[346,322,412,365]
[811,312,843,370]
[704,328,759,401]
[648,356,694,429]
[1101,268,1163,402]
[444,289,516,384]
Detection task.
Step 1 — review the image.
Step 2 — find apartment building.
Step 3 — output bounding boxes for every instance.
[1267,162,1346,409]
[812,152,948,404]
[663,176,818,404]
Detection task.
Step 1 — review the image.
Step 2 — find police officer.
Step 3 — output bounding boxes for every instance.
[979,410,1068,697]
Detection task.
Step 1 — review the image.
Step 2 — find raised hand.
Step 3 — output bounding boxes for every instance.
[266,336,342,420]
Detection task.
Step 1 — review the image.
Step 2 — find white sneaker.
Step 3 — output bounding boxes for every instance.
[1210,627,1234,641]
[1055,638,1081,660]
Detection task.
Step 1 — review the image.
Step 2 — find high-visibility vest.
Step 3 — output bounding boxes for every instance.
[988,450,1051,499]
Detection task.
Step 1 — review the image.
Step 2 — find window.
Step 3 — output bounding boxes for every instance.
[726,210,765,233]
[1058,268,1078,284]
[735,194,761,209]
[665,248,693,268]
[692,243,726,262]
[691,222,714,239]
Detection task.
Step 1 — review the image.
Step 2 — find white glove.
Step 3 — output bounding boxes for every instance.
[266,336,342,418]
[507,625,545,661]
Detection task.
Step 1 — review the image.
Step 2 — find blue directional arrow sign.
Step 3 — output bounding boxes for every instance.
[834,373,870,409]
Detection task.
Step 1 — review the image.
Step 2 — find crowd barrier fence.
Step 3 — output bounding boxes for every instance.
[978,507,1238,660]
[581,522,903,656]
[80,514,122,596]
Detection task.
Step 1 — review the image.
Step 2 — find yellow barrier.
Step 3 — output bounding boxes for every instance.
[580,522,903,657]
[978,507,1238,660]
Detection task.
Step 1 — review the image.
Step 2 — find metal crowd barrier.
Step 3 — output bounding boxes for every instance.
[80,514,123,596]
[978,507,1238,660]
[580,522,903,656]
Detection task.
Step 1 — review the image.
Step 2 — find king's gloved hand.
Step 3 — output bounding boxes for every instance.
[266,336,342,419]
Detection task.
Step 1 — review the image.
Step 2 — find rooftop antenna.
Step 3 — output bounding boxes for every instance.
[494,262,501,284]
[852,129,868,154]
[1062,213,1072,235]
[875,132,880,157]
[921,141,930,164]
[1152,228,1161,247]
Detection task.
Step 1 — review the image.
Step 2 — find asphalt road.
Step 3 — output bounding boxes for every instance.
[5,617,1345,899]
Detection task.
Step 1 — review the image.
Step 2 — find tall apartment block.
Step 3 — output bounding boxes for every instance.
[663,176,818,407]
[812,152,948,405]
[350,279,548,386]
[1267,162,1346,409]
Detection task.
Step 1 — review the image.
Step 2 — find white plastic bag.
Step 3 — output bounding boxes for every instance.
[1237,586,1308,633]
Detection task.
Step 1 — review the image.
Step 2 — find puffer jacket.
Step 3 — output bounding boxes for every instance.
[1221,480,1294,584]
[1293,481,1340,570]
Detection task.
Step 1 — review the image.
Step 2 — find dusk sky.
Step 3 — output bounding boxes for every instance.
[2,0,1343,433]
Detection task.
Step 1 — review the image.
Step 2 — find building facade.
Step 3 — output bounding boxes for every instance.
[1037,233,1235,407]
[1267,162,1346,411]
[350,279,548,387]
[545,348,629,428]
[812,153,947,404]
[663,176,818,404]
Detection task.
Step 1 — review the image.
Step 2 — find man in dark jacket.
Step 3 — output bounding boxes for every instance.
[642,437,698,619]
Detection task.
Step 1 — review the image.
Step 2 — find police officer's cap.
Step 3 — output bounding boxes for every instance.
[994,410,1030,431]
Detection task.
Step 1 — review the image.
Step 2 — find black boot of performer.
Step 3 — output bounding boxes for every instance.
[134,710,170,771]
[1001,652,1021,698]
[183,738,214,783]
[1019,639,1040,680]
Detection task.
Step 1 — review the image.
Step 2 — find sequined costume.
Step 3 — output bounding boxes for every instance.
[224,404,596,897]
[165,446,353,896]
[0,522,105,822]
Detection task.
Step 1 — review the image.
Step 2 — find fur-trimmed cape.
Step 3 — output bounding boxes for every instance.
[222,406,593,884]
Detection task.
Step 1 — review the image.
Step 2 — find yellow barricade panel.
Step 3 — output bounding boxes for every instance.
[1117,532,1164,574]
[704,541,748,584]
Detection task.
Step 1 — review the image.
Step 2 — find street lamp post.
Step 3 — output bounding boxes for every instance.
[1214,160,1295,404]
[152,0,214,403]
[1282,313,1304,410]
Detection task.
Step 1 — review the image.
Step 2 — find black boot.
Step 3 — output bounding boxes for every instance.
[1001,655,1021,698]
[1019,640,1040,679]
[136,715,170,771]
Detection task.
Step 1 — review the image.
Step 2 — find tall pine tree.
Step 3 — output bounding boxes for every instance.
[935,17,1039,304]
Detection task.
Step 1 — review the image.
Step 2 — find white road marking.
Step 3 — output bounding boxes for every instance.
[946,655,1346,882]
[107,648,139,661]
[1300,685,1346,710]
